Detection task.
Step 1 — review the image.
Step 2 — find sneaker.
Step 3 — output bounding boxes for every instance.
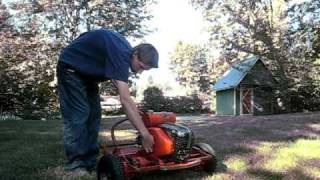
[64,160,86,172]
[66,167,90,177]
[86,165,96,173]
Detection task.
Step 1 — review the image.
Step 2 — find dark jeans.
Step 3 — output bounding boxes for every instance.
[56,61,101,171]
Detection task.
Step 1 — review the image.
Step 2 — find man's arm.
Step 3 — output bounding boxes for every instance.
[112,80,154,153]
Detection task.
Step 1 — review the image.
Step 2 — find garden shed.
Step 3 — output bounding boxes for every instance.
[213,56,277,116]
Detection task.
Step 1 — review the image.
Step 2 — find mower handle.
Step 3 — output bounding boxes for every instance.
[110,111,145,147]
[111,118,129,146]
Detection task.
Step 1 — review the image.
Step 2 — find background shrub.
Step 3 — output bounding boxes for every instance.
[142,86,205,113]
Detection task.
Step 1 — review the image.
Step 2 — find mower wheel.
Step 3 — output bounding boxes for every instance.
[194,143,217,173]
[97,154,125,180]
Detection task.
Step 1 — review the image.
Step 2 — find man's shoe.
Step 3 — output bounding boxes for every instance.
[66,167,90,177]
[87,165,96,173]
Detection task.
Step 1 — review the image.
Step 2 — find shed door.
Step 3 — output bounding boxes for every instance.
[241,88,253,115]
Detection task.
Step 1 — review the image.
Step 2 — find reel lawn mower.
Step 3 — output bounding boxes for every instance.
[97,111,217,180]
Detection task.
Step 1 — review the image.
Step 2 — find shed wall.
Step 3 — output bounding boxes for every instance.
[216,89,235,115]
[236,89,240,115]
[241,61,276,86]
[214,58,276,116]
[253,87,274,115]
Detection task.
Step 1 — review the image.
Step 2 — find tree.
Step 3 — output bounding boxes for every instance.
[142,86,165,112]
[0,2,59,117]
[191,0,320,111]
[191,0,289,87]
[0,0,155,117]
[285,0,320,110]
[0,0,10,29]
[286,0,320,85]
[0,0,17,113]
[169,41,211,96]
[10,0,154,43]
[141,86,204,113]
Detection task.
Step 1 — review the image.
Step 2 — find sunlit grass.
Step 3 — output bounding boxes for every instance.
[99,129,137,140]
[263,139,320,173]
[205,173,231,180]
[225,156,248,172]
[307,123,320,131]
[241,127,270,136]
[247,169,285,180]
[306,167,320,178]
[256,142,274,154]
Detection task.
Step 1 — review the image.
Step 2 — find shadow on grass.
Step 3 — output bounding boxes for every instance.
[0,120,65,180]
[174,112,320,179]
[247,168,315,180]
[247,169,284,180]
[183,112,320,154]
[287,169,316,180]
[240,127,271,137]
[220,145,253,156]
[135,169,212,180]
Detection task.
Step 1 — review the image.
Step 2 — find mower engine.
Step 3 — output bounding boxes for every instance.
[142,112,194,162]
[98,111,217,180]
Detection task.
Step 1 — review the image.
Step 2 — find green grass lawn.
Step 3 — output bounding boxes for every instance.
[0,120,65,180]
[0,112,320,180]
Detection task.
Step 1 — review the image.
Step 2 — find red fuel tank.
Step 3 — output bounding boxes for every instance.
[141,111,176,127]
[148,127,174,157]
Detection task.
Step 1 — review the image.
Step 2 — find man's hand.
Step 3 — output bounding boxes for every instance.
[141,132,154,153]
[112,79,154,153]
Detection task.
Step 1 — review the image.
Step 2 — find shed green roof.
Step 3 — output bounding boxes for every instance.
[213,56,260,91]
